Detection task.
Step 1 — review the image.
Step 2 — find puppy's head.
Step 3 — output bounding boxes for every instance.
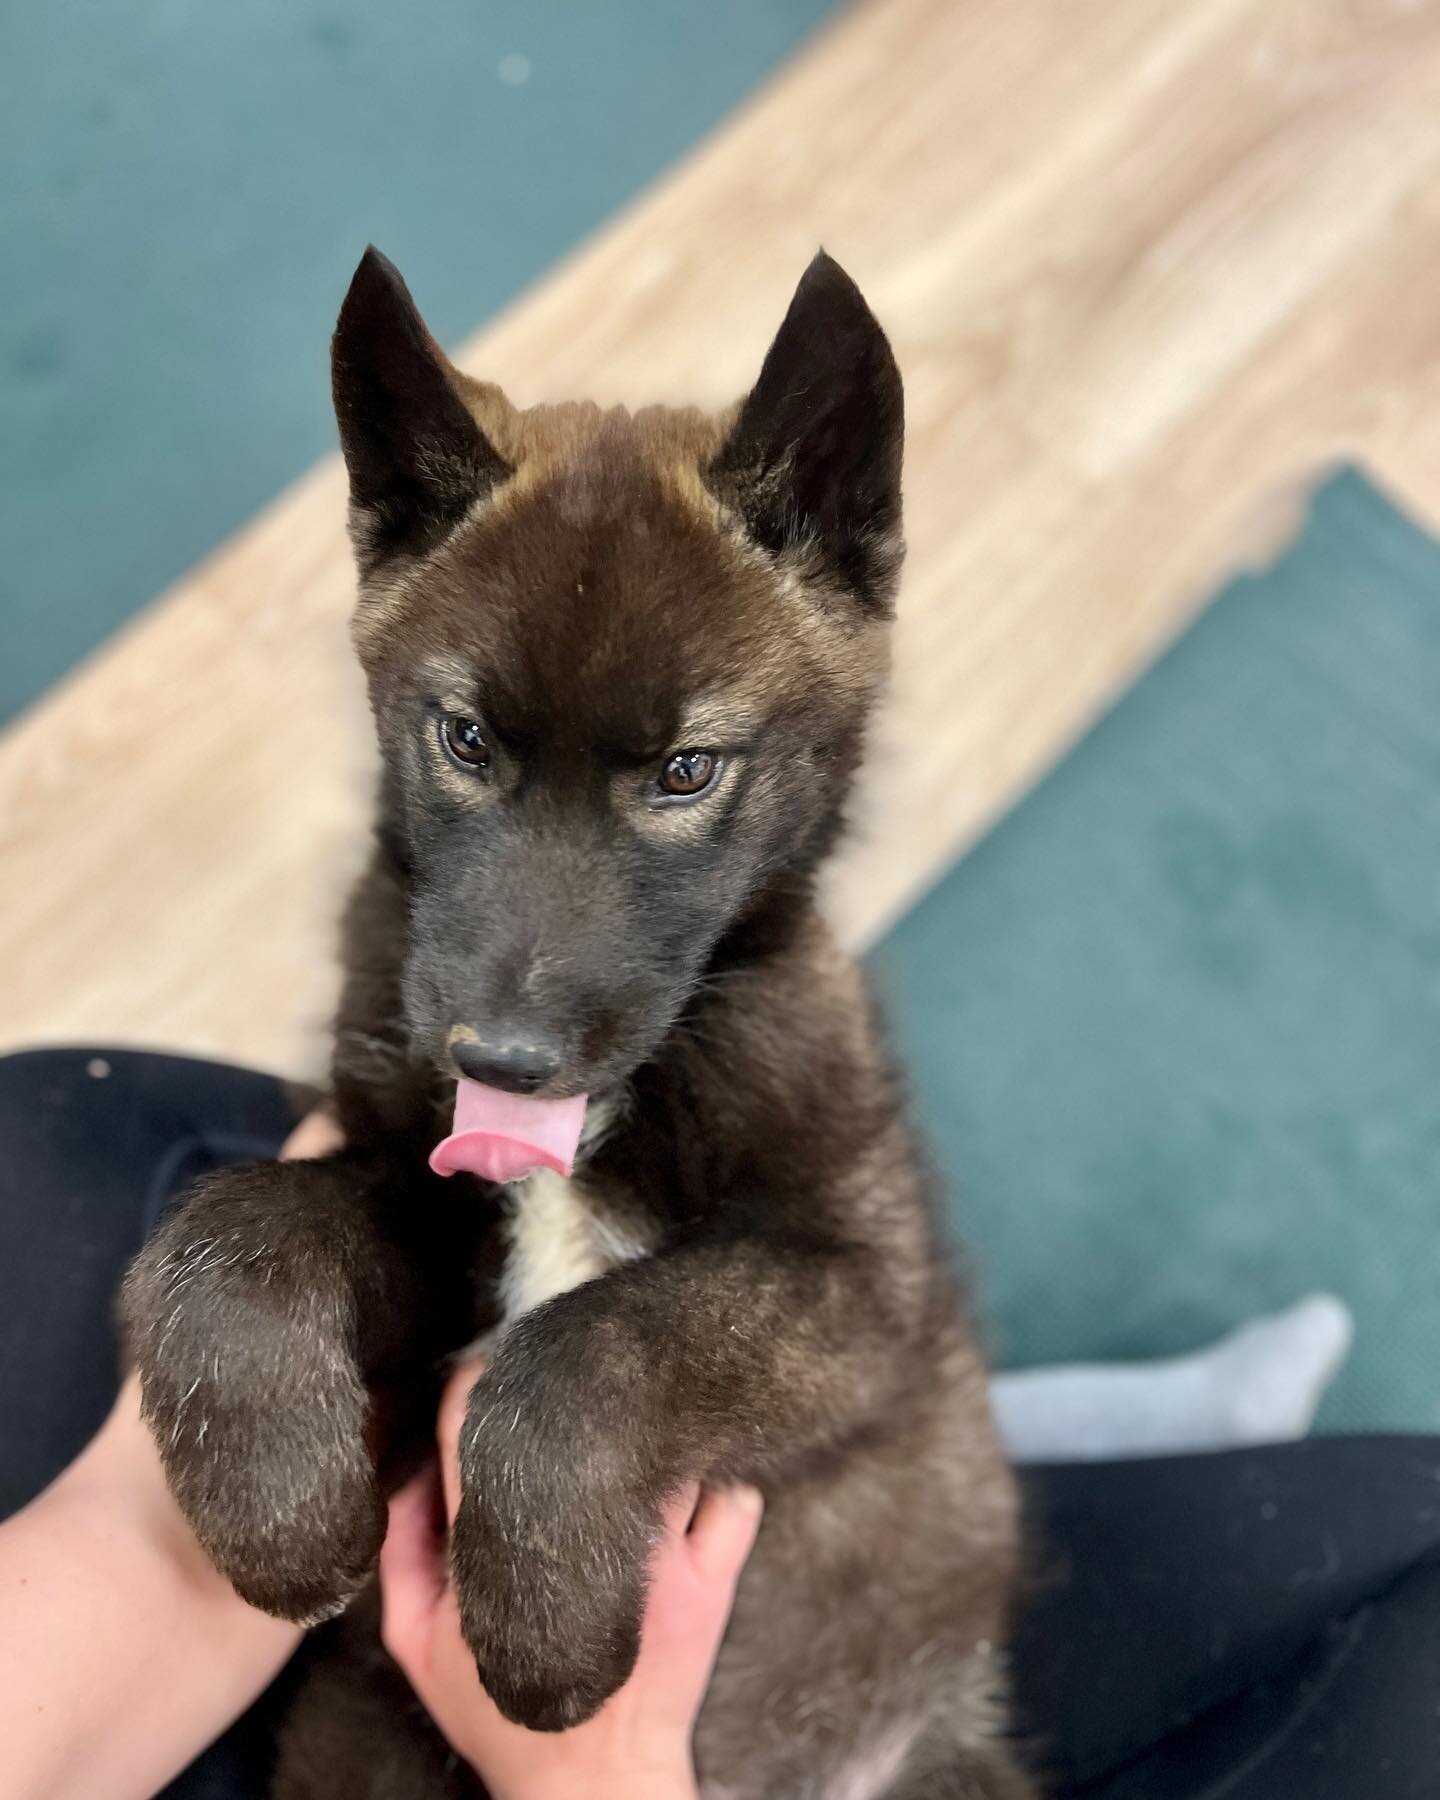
[332,247,904,1098]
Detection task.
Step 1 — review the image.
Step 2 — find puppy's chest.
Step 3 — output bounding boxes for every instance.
[498,1167,656,1323]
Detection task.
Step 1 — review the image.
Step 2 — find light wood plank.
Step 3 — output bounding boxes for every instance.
[3,0,1439,1077]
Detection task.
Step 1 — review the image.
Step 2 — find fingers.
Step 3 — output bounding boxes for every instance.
[631,1482,764,1724]
[378,1462,446,1674]
[685,1483,764,1585]
[279,1107,345,1161]
[437,1357,487,1524]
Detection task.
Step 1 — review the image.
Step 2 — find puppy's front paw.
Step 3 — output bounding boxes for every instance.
[450,1361,655,1730]
[122,1165,386,1623]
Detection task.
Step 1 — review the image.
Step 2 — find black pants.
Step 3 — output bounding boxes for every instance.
[1,1049,1436,1799]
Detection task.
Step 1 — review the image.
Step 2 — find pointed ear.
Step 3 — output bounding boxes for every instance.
[331,247,511,569]
[707,252,904,612]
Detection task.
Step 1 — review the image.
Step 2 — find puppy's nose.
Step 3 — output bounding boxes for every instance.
[449,1027,563,1095]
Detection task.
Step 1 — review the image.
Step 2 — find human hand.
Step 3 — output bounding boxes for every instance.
[378,1358,763,1800]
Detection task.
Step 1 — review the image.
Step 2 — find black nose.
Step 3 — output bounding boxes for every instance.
[449,1028,564,1095]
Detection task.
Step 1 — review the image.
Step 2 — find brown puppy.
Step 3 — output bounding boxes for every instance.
[122,249,1036,1799]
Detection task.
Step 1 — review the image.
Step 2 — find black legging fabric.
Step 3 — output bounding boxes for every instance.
[1,1048,1436,1799]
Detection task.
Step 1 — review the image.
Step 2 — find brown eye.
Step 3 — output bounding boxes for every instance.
[441,715,491,772]
[657,748,720,801]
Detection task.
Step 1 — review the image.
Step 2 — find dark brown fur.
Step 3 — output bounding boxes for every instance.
[122,249,1036,1798]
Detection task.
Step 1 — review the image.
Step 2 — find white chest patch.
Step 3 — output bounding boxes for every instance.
[498,1166,652,1323]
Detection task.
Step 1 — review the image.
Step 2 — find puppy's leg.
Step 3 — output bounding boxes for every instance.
[122,1150,470,1623]
[451,1230,920,1729]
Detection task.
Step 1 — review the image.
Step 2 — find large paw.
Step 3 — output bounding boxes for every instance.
[122,1165,386,1623]
[449,1353,657,1730]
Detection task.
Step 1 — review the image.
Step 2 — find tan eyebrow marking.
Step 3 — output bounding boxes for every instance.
[674,695,762,746]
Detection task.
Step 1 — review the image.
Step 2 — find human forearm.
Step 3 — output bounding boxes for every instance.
[0,1381,300,1800]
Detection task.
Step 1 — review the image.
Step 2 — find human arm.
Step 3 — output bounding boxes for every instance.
[0,1110,357,1800]
[0,1373,301,1800]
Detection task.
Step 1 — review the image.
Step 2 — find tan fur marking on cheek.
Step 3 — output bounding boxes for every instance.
[431,765,495,808]
[631,791,736,846]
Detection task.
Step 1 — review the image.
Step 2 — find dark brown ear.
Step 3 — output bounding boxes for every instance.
[707,251,904,612]
[331,247,511,569]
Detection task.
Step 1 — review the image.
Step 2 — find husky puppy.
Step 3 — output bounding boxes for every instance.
[123,248,1035,1799]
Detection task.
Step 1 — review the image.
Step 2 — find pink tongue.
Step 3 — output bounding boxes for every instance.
[429,1079,588,1185]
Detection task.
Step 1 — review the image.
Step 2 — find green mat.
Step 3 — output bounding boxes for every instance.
[0,0,837,723]
[872,469,1440,1433]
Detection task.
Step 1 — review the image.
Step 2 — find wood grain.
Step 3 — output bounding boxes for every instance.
[3,0,1439,1078]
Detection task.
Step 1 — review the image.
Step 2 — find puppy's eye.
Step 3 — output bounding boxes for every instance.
[440,715,491,772]
[656,748,720,802]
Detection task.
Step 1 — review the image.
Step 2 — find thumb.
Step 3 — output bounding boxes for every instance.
[437,1356,486,1524]
[378,1461,446,1675]
[639,1482,764,1687]
[687,1482,764,1586]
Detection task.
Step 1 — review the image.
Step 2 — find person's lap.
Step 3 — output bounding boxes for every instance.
[1013,1441,1440,1796]
[2,1048,1436,1798]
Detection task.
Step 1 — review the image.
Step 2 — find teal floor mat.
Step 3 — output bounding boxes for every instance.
[872,469,1440,1433]
[0,0,836,723]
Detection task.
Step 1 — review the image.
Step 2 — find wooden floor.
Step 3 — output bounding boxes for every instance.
[3,0,1440,1079]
